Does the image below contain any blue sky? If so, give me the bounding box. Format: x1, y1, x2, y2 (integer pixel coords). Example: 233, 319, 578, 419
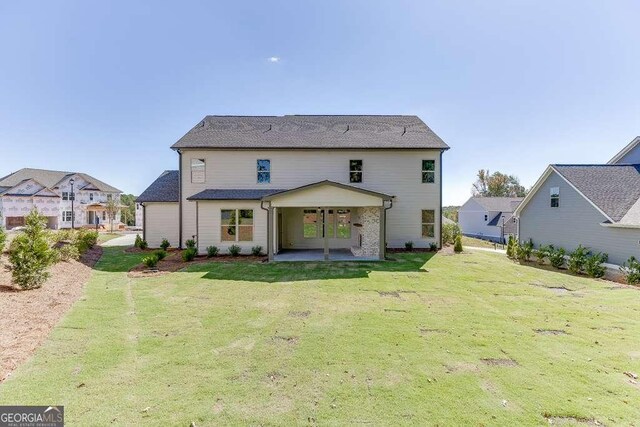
1, 1, 639, 205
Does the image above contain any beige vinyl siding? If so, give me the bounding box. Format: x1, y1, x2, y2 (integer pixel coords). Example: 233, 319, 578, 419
518, 171, 640, 266
145, 202, 179, 248
196, 201, 266, 254
180, 149, 442, 248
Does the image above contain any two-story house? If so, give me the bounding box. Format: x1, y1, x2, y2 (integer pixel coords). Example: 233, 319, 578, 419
0, 168, 123, 230
137, 115, 450, 261
514, 137, 640, 266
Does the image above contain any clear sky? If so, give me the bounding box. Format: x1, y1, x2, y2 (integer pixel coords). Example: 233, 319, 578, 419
1, 1, 639, 205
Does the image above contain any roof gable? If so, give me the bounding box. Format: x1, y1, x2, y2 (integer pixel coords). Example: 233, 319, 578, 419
0, 168, 121, 193
608, 136, 640, 164
464, 197, 523, 213
137, 171, 180, 203
171, 115, 449, 150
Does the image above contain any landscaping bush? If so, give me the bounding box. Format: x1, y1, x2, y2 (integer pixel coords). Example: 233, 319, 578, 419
548, 246, 566, 269
0, 226, 6, 253
182, 248, 197, 262
154, 250, 167, 261
620, 256, 640, 285
58, 243, 80, 262
134, 234, 143, 248
52, 229, 74, 243
585, 252, 608, 278
516, 239, 533, 262
251, 245, 263, 256
568, 245, 590, 274
8, 210, 58, 290
405, 241, 414, 251
75, 229, 98, 254
228, 245, 241, 257
139, 239, 148, 250
429, 242, 438, 251
532, 244, 550, 265
206, 246, 219, 257
160, 238, 170, 251
442, 223, 461, 245
185, 239, 197, 249
453, 235, 463, 253
506, 235, 515, 259
142, 254, 159, 268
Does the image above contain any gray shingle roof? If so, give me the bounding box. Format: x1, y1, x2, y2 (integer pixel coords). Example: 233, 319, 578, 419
553, 164, 640, 222
471, 197, 523, 212
187, 189, 286, 201
137, 171, 180, 203
171, 115, 449, 150
0, 168, 121, 193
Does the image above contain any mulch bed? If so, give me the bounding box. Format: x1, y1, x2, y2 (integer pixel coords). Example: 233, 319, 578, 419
0, 246, 103, 382
127, 249, 267, 278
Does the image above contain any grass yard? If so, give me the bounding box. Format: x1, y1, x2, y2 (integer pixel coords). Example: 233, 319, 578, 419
97, 233, 123, 244
462, 235, 501, 249
1, 248, 639, 425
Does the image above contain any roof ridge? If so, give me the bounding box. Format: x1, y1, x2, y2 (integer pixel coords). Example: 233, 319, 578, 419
553, 163, 640, 167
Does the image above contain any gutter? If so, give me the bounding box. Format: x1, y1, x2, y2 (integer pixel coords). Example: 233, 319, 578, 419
600, 221, 640, 230
178, 150, 183, 249
439, 149, 444, 249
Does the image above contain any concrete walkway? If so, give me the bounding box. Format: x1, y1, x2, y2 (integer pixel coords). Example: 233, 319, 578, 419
466, 246, 507, 255
101, 233, 139, 247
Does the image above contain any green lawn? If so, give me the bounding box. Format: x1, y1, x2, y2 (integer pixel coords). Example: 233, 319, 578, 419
462, 235, 501, 249
1, 248, 639, 425
97, 233, 123, 244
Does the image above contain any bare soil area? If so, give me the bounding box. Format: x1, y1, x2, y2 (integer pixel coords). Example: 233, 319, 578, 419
0, 246, 102, 382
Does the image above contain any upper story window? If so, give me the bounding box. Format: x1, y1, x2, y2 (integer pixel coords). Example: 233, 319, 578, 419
422, 160, 435, 183
191, 159, 205, 183
550, 187, 560, 207
484, 214, 488, 221
107, 194, 113, 201
257, 159, 271, 184
62, 192, 69, 201
89, 193, 94, 201
350, 160, 363, 183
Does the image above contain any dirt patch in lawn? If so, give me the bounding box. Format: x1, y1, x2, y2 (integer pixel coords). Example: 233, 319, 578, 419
480, 358, 519, 367
128, 250, 267, 277
543, 414, 604, 426
288, 310, 311, 318
535, 329, 568, 335
0, 246, 102, 382
272, 335, 299, 345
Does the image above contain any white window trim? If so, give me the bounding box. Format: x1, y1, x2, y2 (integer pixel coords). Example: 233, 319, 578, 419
421, 160, 436, 184
421, 209, 436, 238
191, 158, 206, 184
349, 160, 363, 183
550, 187, 560, 207
221, 208, 255, 242
256, 159, 271, 184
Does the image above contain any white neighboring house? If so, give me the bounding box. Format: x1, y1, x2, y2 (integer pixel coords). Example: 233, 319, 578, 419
458, 197, 522, 243
0, 168, 123, 230
138, 115, 450, 260
135, 201, 144, 229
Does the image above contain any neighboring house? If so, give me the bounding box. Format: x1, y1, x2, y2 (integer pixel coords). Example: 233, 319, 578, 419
135, 201, 144, 229
0, 168, 122, 230
138, 115, 449, 260
458, 197, 522, 243
514, 137, 640, 266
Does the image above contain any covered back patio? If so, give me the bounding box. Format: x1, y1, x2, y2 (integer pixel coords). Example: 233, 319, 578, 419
261, 181, 393, 262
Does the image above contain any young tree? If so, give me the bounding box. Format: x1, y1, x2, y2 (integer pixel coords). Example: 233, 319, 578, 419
105, 197, 120, 233
9, 209, 57, 290
472, 169, 527, 197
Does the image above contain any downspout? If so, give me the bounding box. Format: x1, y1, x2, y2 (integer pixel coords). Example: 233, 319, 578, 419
195, 201, 199, 254
439, 149, 444, 249
260, 200, 272, 261
382, 198, 393, 259
178, 150, 183, 249
142, 203, 146, 242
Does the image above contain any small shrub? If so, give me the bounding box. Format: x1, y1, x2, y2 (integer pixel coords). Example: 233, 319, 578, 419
52, 229, 74, 243
160, 238, 170, 251
568, 245, 590, 274
442, 223, 461, 245
0, 226, 6, 253
506, 235, 515, 259
548, 246, 566, 269
154, 250, 167, 261
620, 256, 640, 285
75, 229, 98, 254
251, 245, 263, 256
228, 245, 241, 257
454, 235, 463, 253
182, 248, 197, 262
138, 239, 148, 250
134, 234, 143, 248
142, 254, 159, 268
9, 210, 57, 290
405, 241, 414, 251
185, 239, 197, 249
429, 242, 438, 251
58, 243, 80, 262
206, 246, 219, 257
585, 252, 608, 278
533, 244, 551, 265
516, 239, 533, 262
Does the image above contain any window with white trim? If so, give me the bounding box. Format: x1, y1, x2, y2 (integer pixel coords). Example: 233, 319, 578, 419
422, 160, 435, 183
221, 209, 254, 241
89, 193, 94, 201
62, 211, 73, 222
257, 159, 271, 183
191, 159, 205, 183
62, 192, 69, 201
421, 210, 435, 238
350, 160, 363, 183
550, 187, 560, 208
